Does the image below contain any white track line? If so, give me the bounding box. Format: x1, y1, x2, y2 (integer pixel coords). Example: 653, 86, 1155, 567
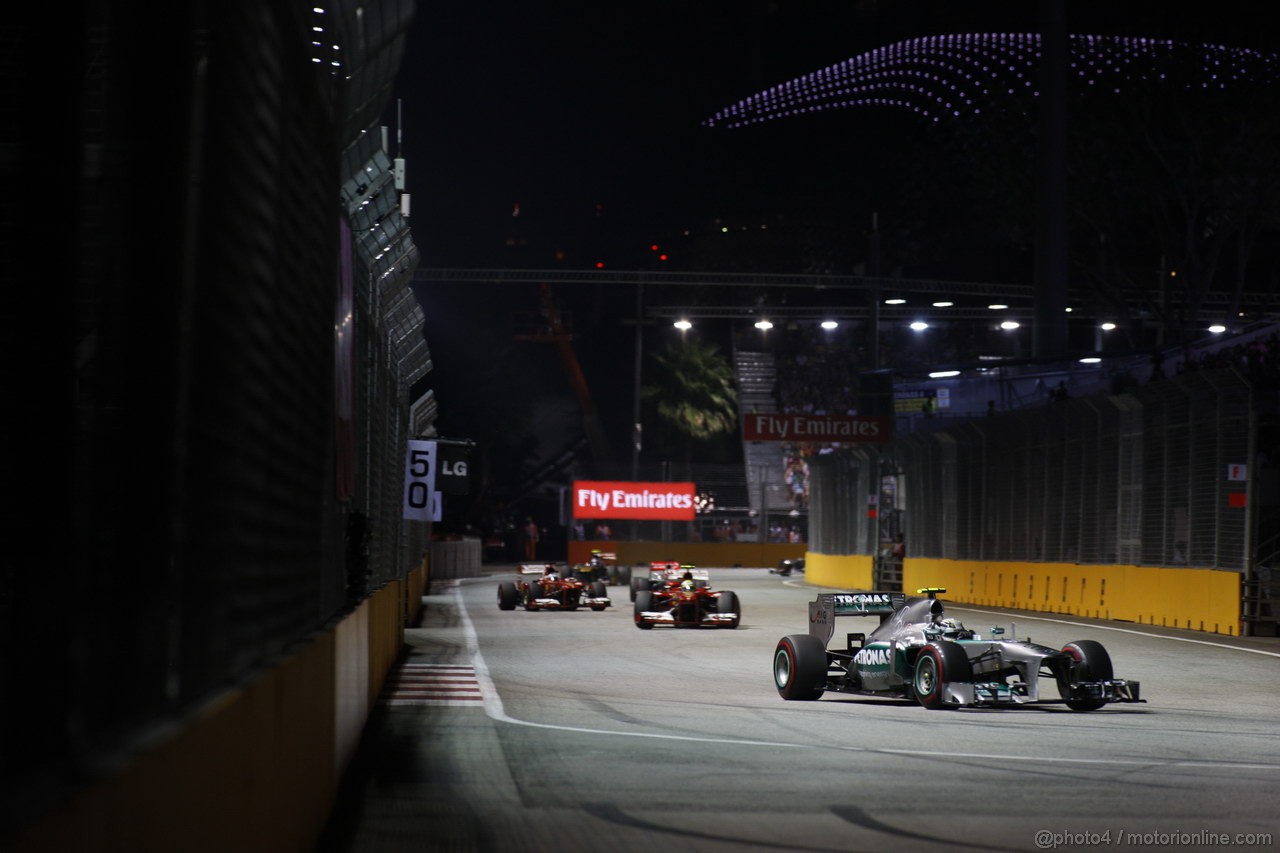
454, 586, 1279, 772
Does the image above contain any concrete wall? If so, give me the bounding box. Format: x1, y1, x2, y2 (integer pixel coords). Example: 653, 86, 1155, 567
429, 536, 482, 577
906, 559, 1241, 635
14, 564, 425, 853
783, 553, 1240, 635
803, 552, 875, 590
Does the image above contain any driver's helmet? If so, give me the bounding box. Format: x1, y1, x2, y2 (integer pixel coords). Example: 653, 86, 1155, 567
682, 570, 694, 581
543, 564, 558, 578
927, 617, 966, 638
680, 579, 696, 592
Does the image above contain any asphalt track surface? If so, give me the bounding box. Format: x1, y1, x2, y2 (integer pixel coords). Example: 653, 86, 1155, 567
320, 568, 1280, 853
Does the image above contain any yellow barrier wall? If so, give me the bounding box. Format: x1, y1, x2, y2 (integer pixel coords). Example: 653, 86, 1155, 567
333, 595, 370, 788
15, 581, 410, 853
568, 540, 804, 568
406, 559, 426, 623
904, 559, 1241, 635
803, 552, 874, 590
367, 580, 403, 706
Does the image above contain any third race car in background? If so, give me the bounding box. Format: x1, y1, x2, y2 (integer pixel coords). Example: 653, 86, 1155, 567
773, 588, 1143, 710
498, 563, 611, 612
633, 564, 740, 629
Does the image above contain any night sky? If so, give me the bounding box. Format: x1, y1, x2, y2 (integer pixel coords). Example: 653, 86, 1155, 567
388, 1, 1276, 270
386, 1, 1280, 506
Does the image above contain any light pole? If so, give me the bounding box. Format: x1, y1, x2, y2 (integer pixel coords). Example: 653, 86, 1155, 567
630, 281, 643, 539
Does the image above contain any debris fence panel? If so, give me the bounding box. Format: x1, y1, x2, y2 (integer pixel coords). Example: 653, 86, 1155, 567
808, 369, 1253, 573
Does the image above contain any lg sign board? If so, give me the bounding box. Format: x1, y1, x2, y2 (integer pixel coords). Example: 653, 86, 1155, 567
743, 413, 890, 443
573, 481, 696, 521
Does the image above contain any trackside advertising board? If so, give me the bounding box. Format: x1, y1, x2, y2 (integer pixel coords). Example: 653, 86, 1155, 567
743, 413, 891, 443
573, 481, 696, 521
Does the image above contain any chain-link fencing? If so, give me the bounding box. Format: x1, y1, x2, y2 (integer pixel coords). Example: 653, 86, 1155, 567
812, 369, 1254, 573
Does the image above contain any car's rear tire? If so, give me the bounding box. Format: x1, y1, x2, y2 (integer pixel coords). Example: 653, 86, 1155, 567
774, 634, 827, 700
591, 580, 607, 598
1060, 640, 1113, 711
630, 575, 649, 602
634, 590, 654, 629
913, 641, 971, 709
497, 582, 519, 610
716, 591, 740, 628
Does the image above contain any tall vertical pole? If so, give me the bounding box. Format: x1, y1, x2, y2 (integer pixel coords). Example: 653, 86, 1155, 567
630, 282, 643, 540
1034, 0, 1069, 357
869, 212, 881, 371
867, 214, 882, 565
1243, 391, 1257, 635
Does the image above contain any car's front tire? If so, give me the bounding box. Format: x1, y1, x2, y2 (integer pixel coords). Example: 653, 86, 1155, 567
715, 590, 741, 629
634, 590, 654, 629
913, 641, 971, 709
774, 634, 827, 700
497, 582, 519, 610
1060, 640, 1113, 711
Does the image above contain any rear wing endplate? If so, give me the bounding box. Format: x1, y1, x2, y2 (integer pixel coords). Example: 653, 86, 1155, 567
808, 591, 907, 646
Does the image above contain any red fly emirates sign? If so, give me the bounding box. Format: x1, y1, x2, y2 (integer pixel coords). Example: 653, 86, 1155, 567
573, 481, 697, 521
743, 413, 891, 443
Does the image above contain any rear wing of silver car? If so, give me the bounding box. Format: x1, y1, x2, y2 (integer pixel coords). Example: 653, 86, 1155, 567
808, 591, 907, 647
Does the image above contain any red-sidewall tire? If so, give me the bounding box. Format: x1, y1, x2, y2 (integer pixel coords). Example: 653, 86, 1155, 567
913, 642, 971, 709
774, 634, 827, 700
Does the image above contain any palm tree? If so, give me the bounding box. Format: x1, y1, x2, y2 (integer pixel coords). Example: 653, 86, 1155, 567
641, 337, 739, 462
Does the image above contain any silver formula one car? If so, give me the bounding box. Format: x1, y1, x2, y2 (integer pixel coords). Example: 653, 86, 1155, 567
773, 588, 1143, 710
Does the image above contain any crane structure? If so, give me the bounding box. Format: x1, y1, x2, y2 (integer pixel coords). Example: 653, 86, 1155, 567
513, 282, 614, 471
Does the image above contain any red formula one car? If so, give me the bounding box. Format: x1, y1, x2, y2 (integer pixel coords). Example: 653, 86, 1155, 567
632, 564, 741, 629
497, 563, 611, 612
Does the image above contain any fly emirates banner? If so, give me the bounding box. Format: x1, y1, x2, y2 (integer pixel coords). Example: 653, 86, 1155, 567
573, 481, 697, 521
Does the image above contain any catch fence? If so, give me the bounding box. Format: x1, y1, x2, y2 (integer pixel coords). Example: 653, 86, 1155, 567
812, 368, 1255, 573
